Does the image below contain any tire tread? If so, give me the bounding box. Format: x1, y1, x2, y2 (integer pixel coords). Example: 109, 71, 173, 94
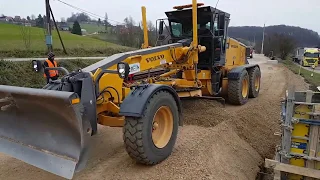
248, 67, 261, 98
228, 70, 249, 105
123, 90, 175, 165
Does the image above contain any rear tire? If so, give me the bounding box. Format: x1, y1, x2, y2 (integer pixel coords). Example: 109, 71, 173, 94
123, 90, 179, 165
228, 70, 249, 105
248, 67, 261, 98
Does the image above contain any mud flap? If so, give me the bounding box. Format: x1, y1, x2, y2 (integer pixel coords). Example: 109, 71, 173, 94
0, 85, 92, 179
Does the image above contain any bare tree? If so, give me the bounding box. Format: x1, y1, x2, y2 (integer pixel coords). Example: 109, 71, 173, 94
147, 20, 156, 46
19, 25, 31, 50
104, 13, 108, 31
261, 33, 296, 59
278, 34, 296, 59
98, 18, 101, 27
116, 16, 144, 48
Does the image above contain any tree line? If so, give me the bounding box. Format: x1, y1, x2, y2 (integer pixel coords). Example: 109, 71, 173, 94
255, 33, 296, 59
229, 25, 320, 48
229, 25, 320, 59
113, 16, 157, 48
65, 13, 158, 48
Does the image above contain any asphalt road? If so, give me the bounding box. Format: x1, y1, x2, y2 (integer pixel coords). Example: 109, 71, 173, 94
252, 54, 320, 74
299, 63, 320, 73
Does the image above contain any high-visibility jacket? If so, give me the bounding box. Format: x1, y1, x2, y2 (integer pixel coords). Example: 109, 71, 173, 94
43, 59, 58, 77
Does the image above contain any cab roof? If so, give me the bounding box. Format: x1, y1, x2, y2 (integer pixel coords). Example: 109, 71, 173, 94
165, 6, 230, 20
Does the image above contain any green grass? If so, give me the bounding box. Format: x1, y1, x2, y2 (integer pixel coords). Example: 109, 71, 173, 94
0, 23, 134, 58
89, 33, 119, 44
0, 59, 99, 88
282, 59, 320, 90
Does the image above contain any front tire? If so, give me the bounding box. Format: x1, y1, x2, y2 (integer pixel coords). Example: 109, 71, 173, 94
123, 90, 179, 165
228, 70, 250, 105
248, 67, 261, 98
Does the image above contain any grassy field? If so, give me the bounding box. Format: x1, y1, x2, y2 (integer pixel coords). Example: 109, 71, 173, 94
282, 59, 320, 90
0, 59, 99, 88
0, 23, 134, 58
90, 33, 120, 44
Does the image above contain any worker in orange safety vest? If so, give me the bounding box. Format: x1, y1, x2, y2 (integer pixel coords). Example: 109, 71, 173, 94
43, 52, 59, 83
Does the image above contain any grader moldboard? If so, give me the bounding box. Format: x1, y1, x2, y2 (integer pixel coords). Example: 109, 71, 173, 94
0, 1, 261, 179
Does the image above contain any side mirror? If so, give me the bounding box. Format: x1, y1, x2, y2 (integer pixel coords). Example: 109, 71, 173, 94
159, 20, 164, 35
117, 62, 130, 79
32, 60, 42, 72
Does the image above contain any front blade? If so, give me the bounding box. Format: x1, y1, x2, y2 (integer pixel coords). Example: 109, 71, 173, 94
0, 85, 92, 179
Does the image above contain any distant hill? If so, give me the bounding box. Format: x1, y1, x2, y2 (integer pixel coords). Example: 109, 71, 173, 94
228, 25, 320, 47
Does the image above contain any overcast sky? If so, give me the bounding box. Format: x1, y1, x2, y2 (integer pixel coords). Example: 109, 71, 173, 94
1, 0, 320, 34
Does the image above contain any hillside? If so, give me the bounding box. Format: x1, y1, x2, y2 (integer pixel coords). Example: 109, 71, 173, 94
229, 25, 320, 47
0, 23, 133, 58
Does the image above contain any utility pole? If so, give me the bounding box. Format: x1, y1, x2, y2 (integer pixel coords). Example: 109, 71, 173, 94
49, 4, 67, 54
45, 0, 53, 52
261, 23, 265, 55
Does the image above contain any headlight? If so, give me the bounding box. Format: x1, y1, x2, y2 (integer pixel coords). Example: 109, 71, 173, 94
32, 60, 41, 72
118, 64, 126, 78
117, 62, 130, 79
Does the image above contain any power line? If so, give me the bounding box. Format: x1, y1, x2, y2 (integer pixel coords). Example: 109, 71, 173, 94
56, 0, 102, 19
54, 0, 124, 25
212, 0, 221, 13
214, 0, 220, 9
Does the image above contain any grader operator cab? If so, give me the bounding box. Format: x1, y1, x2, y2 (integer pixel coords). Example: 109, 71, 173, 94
0, 1, 261, 179
156, 4, 258, 98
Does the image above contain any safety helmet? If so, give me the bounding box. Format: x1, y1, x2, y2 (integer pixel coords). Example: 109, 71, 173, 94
48, 52, 55, 59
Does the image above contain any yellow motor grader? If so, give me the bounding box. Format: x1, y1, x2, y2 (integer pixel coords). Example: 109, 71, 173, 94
0, 0, 261, 179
